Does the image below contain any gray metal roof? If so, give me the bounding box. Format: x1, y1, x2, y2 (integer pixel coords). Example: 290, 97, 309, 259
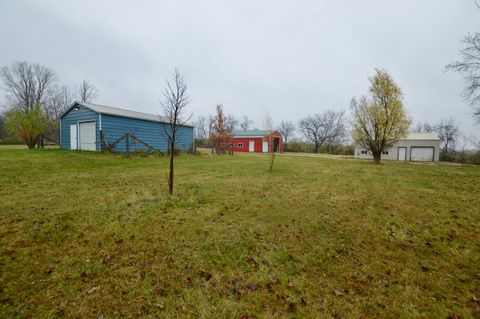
403, 133, 440, 140
232, 130, 275, 137
60, 101, 193, 127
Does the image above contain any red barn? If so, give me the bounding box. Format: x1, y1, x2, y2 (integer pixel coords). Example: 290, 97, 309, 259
231, 130, 283, 153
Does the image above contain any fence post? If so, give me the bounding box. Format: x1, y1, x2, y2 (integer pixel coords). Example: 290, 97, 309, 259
125, 133, 130, 158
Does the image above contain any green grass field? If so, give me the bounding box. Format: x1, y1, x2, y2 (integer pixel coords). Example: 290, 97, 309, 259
0, 148, 479, 318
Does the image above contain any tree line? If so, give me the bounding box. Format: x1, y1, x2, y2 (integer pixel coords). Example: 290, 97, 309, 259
1, 13, 479, 163
0, 61, 99, 147
194, 67, 480, 165
194, 108, 348, 154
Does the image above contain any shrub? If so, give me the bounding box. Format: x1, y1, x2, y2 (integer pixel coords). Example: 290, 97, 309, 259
286, 140, 354, 155
440, 149, 480, 165
195, 138, 211, 148
0, 136, 21, 145
5, 106, 50, 149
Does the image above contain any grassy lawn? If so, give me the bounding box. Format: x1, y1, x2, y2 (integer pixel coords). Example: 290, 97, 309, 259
0, 148, 479, 318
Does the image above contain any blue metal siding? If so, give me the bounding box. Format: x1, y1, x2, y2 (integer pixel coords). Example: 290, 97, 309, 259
100, 114, 193, 152
60, 105, 100, 150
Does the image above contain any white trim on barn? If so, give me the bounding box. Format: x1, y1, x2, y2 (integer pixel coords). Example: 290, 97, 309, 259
262, 141, 269, 153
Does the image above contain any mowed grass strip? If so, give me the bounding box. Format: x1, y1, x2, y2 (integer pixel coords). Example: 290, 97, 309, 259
0, 148, 479, 318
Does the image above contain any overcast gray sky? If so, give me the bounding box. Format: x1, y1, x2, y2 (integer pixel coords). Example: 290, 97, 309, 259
0, 0, 479, 137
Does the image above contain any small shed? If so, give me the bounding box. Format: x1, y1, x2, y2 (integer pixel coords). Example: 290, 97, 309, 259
59, 101, 194, 152
354, 133, 441, 162
231, 130, 282, 153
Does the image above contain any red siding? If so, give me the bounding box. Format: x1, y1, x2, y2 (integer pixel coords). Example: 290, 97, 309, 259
232, 131, 282, 153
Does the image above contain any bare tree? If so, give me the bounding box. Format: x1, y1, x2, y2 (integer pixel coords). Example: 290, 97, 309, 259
446, 32, 480, 125
412, 121, 434, 133
225, 114, 238, 131
207, 115, 215, 137
194, 116, 208, 139
470, 135, 480, 151
76, 79, 99, 103
160, 68, 191, 195
0, 61, 56, 113
435, 117, 460, 153
298, 110, 346, 153
240, 116, 252, 131
263, 112, 273, 130
278, 121, 295, 151
45, 85, 74, 119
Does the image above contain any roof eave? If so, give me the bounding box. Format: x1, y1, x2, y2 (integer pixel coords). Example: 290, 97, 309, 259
97, 111, 194, 127
58, 101, 194, 128
58, 101, 81, 120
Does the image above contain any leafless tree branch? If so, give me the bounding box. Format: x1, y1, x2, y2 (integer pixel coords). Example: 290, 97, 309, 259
76, 79, 99, 103
225, 114, 238, 132
435, 117, 460, 153
0, 61, 56, 113
278, 121, 295, 151
446, 32, 480, 125
240, 116, 252, 131
160, 68, 191, 195
298, 110, 346, 153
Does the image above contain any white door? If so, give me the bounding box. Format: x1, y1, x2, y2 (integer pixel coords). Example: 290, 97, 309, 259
249, 140, 254, 152
70, 124, 77, 150
410, 147, 434, 161
79, 121, 96, 151
398, 147, 406, 161
262, 141, 269, 153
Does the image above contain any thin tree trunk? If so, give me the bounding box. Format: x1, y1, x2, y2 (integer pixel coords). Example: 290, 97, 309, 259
168, 141, 174, 195
269, 151, 275, 171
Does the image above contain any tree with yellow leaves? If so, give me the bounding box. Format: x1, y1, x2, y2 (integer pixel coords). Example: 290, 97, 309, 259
351, 69, 411, 164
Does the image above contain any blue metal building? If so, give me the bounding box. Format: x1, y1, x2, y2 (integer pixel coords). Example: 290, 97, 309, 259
59, 102, 194, 152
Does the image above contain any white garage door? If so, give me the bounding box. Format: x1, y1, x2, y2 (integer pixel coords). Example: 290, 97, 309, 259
410, 147, 434, 161
79, 121, 96, 151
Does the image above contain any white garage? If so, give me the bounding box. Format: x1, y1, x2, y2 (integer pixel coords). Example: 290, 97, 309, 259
354, 133, 441, 162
